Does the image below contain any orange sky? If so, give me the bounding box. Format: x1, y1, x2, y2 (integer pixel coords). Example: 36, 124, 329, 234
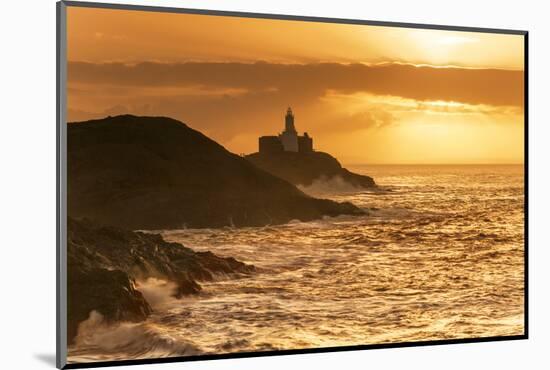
66, 6, 525, 164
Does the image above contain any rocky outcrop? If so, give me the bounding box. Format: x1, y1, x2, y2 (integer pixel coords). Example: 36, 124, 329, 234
67, 217, 255, 344
67, 267, 152, 345
68, 115, 363, 229
246, 151, 376, 188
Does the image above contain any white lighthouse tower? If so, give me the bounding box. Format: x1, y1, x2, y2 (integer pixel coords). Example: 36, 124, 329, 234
279, 107, 299, 152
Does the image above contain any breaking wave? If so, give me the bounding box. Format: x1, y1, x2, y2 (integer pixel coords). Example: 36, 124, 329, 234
135, 277, 179, 309
69, 311, 199, 363
298, 175, 362, 196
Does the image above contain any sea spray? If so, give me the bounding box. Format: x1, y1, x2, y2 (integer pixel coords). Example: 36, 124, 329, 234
71, 311, 199, 362
134, 278, 179, 309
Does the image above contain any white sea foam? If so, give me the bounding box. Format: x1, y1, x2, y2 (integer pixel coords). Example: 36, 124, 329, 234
134, 277, 179, 309
298, 175, 361, 196
70, 311, 199, 363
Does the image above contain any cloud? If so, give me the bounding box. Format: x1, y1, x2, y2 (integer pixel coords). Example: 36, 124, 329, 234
312, 107, 396, 134
67, 61, 524, 160
68, 61, 524, 108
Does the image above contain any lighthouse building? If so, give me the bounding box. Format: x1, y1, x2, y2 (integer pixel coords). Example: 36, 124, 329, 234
259, 107, 313, 155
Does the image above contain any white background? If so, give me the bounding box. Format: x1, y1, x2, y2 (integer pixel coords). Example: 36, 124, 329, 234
1, 0, 548, 368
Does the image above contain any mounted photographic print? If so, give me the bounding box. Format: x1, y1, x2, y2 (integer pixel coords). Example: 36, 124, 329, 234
56, 1, 528, 368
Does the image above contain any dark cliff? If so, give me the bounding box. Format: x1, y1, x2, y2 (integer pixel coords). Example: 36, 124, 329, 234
245, 151, 376, 188
67, 115, 363, 230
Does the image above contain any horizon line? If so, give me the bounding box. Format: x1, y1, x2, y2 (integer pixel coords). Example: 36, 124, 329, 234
344, 162, 525, 166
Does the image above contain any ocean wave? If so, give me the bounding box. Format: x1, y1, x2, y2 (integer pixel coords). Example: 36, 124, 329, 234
298, 176, 363, 195
68, 311, 200, 363
135, 278, 179, 309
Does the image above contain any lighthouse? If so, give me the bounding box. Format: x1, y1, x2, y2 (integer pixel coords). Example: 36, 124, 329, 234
279, 107, 299, 152
258, 107, 313, 154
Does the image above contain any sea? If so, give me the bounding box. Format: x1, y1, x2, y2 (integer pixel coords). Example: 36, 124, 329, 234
68, 164, 525, 363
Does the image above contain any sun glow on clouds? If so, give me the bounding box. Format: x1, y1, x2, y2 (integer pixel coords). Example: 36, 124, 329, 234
364, 27, 522, 69
315, 92, 523, 164
322, 92, 522, 118
406, 29, 479, 47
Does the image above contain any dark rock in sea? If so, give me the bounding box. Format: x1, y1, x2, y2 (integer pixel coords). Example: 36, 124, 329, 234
67, 217, 255, 344
245, 151, 376, 188
68, 115, 363, 229
67, 267, 152, 345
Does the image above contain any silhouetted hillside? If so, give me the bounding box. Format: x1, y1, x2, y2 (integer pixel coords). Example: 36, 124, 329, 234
245, 151, 376, 188
68, 115, 362, 229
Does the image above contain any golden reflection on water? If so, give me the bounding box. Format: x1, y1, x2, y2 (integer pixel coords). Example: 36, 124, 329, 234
68, 164, 524, 363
